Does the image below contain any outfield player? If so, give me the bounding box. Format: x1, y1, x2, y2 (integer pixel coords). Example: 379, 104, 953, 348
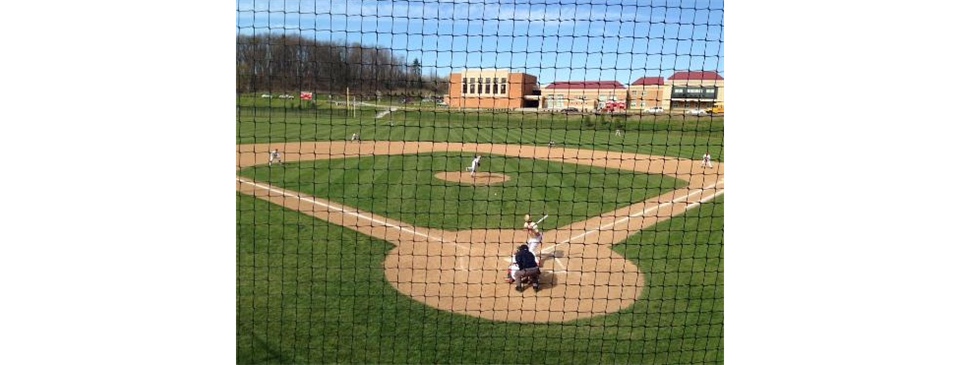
701, 152, 713, 169
350, 132, 359, 142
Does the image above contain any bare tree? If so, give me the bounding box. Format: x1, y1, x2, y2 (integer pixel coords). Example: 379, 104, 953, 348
237, 34, 447, 95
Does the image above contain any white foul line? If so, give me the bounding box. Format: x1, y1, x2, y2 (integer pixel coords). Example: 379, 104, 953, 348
542, 180, 724, 253
553, 256, 567, 270
236, 177, 460, 248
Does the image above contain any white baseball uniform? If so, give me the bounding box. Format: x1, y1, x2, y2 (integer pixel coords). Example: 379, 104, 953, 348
507, 256, 519, 281
524, 221, 542, 262
468, 156, 481, 173
702, 153, 712, 168
268, 150, 281, 165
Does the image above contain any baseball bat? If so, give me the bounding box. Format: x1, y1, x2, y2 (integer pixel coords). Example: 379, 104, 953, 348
536, 215, 548, 224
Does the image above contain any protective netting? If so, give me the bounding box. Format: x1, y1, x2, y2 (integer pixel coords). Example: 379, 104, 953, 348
237, 0, 723, 363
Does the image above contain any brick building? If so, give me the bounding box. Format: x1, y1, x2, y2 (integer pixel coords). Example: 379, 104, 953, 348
446, 69, 539, 109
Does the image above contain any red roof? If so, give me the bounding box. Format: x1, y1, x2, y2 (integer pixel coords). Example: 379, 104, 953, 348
631, 76, 665, 85
669, 71, 724, 80
544, 81, 625, 89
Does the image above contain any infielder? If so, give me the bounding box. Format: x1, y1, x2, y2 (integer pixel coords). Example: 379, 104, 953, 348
701, 152, 713, 169
268, 148, 282, 166
350, 132, 359, 142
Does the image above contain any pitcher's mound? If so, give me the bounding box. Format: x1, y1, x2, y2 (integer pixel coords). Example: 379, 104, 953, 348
435, 171, 511, 185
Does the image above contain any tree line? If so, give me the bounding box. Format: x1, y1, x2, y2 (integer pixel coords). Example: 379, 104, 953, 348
237, 34, 447, 96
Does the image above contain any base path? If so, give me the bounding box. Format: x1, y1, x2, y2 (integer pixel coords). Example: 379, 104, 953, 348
237, 141, 724, 322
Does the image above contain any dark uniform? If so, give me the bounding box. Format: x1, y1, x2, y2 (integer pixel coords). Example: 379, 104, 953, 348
514, 245, 541, 292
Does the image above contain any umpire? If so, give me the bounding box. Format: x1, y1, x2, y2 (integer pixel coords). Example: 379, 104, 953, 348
514, 244, 541, 292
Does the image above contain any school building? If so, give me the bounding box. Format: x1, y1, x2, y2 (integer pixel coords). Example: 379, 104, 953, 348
446, 69, 540, 109
445, 69, 723, 112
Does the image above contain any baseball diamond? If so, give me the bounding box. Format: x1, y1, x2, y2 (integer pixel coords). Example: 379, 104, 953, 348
236, 141, 723, 323
237, 0, 724, 362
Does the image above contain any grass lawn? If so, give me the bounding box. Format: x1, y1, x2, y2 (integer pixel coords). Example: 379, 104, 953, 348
237, 152, 686, 230
237, 193, 723, 364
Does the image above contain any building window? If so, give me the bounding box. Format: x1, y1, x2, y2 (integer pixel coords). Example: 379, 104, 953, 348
501, 78, 507, 94
485, 84, 490, 94
462, 82, 467, 94
546, 94, 567, 109
672, 86, 717, 99
470, 84, 475, 94
493, 80, 499, 94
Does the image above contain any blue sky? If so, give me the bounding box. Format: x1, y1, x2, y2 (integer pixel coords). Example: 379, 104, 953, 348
237, 0, 723, 84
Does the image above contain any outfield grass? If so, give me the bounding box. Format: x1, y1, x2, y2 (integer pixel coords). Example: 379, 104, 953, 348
237, 103, 724, 162
238, 152, 685, 230
237, 193, 723, 364
237, 93, 341, 109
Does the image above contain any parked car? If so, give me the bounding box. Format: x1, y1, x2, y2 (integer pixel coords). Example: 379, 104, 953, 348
643, 107, 664, 114
278, 94, 295, 99
260, 94, 271, 98
685, 108, 708, 116
561, 107, 579, 113
600, 101, 626, 113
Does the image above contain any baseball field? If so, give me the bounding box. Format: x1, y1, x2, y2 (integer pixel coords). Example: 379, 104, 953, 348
236, 98, 724, 364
